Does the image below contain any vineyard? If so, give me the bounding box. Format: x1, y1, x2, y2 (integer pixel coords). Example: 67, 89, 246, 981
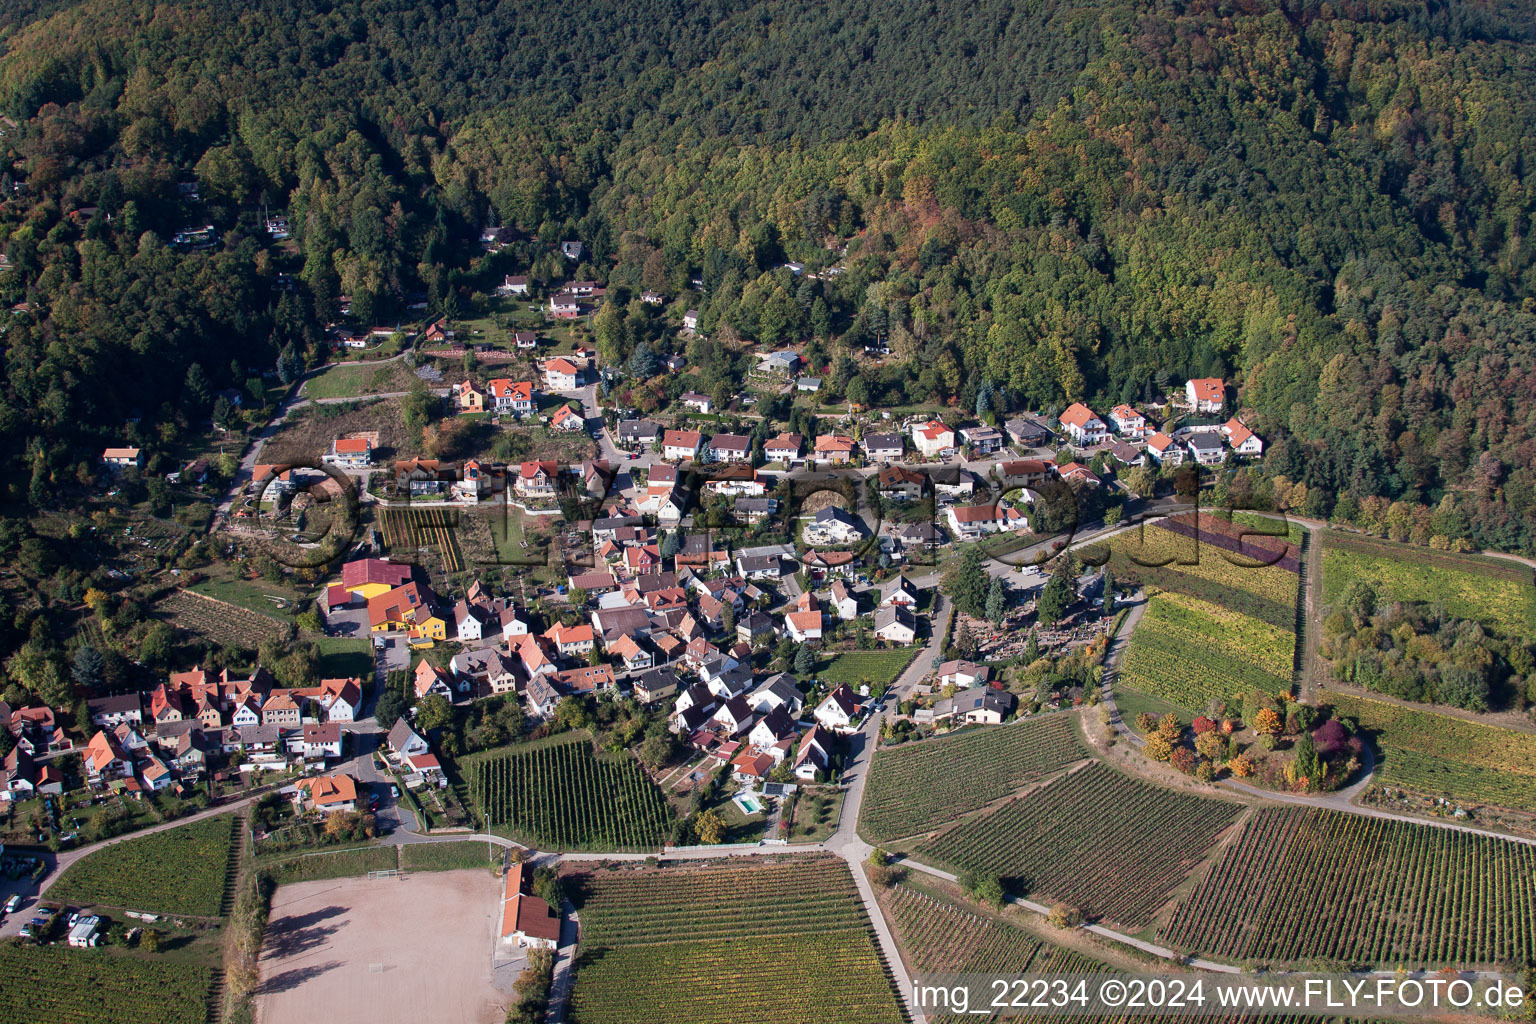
50, 812, 237, 917
155, 589, 285, 648
464, 735, 672, 851
914, 762, 1244, 927
381, 506, 465, 573
0, 944, 212, 1024
860, 714, 1086, 844
1119, 591, 1294, 710
1162, 806, 1536, 965
1321, 532, 1536, 643
1326, 692, 1536, 813
881, 882, 1105, 976
566, 856, 906, 1024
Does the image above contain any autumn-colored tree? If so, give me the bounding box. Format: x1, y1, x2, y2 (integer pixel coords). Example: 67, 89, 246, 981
1156, 713, 1184, 743
1169, 747, 1198, 775
1228, 754, 1256, 778
1194, 730, 1226, 762
694, 809, 726, 844
1253, 707, 1282, 737
1143, 733, 1173, 762
1191, 715, 1217, 735
1134, 712, 1158, 733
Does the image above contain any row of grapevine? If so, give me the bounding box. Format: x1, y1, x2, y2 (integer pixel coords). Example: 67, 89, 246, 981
1163, 806, 1536, 966
0, 944, 211, 1024
381, 508, 464, 573
466, 738, 670, 851
567, 857, 907, 1024
48, 812, 236, 917
859, 714, 1087, 843
914, 762, 1243, 928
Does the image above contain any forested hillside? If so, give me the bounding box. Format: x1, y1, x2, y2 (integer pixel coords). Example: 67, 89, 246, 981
1, 0, 1534, 551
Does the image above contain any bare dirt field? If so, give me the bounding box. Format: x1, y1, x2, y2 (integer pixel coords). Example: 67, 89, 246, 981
256, 869, 506, 1024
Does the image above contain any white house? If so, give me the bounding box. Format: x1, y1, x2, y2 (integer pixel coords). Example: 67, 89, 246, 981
911, 419, 957, 458
784, 610, 823, 643
879, 574, 919, 608
1146, 432, 1184, 465
938, 659, 990, 689
946, 503, 1005, 538
682, 309, 700, 331
708, 434, 752, 462
487, 379, 535, 416
543, 358, 582, 390
1222, 418, 1264, 457
764, 433, 803, 462
803, 506, 863, 545
829, 580, 859, 621
813, 685, 862, 733
1186, 432, 1224, 465
662, 429, 703, 461
1058, 403, 1107, 445
872, 605, 917, 645
1109, 405, 1148, 438
1186, 377, 1224, 413
454, 600, 486, 642
388, 718, 430, 759
679, 391, 713, 414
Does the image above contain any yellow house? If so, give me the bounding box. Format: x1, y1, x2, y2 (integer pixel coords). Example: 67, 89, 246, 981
342, 558, 413, 601
368, 582, 431, 632
409, 614, 448, 642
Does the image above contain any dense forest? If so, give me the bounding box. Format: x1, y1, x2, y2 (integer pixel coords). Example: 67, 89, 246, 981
0, 0, 1534, 552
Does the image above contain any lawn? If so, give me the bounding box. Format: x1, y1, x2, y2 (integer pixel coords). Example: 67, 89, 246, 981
187, 574, 298, 618
0, 944, 213, 1024
398, 841, 500, 873
257, 845, 398, 884
314, 635, 373, 681
565, 856, 904, 1024
1321, 532, 1536, 643
302, 360, 414, 400
817, 648, 916, 690
49, 813, 238, 917
786, 788, 845, 843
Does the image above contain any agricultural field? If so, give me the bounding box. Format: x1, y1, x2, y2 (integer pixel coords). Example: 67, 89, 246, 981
381, 506, 465, 573
1086, 513, 1301, 629
49, 813, 237, 917
259, 395, 411, 465
155, 589, 286, 648
1321, 532, 1536, 643
463, 735, 672, 851
0, 944, 213, 1024
566, 856, 905, 1024
1088, 512, 1302, 714
915, 762, 1244, 928
1325, 691, 1536, 813
1118, 591, 1294, 710
1163, 805, 1536, 966
818, 648, 917, 689
880, 881, 1103, 983
860, 714, 1086, 844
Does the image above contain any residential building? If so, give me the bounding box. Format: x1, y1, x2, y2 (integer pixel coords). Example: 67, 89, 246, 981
764, 433, 803, 462
996, 459, 1052, 487
708, 433, 752, 463
829, 580, 859, 620
501, 275, 529, 295
911, 419, 957, 458
1004, 416, 1054, 447
632, 667, 681, 704
500, 863, 560, 950
803, 506, 863, 545
877, 465, 925, 502
813, 434, 856, 464
946, 503, 1006, 538
617, 419, 662, 450
102, 447, 143, 471
960, 425, 1005, 454
454, 380, 486, 413
388, 718, 430, 759
1059, 462, 1102, 486
295, 773, 357, 813
1109, 404, 1149, 438
1222, 418, 1264, 456
796, 377, 821, 393
1146, 432, 1183, 465
514, 460, 559, 499
880, 574, 919, 608
543, 357, 582, 390
872, 605, 917, 644
682, 309, 699, 331
561, 240, 583, 260
784, 610, 823, 642
487, 379, 535, 416
938, 660, 991, 689
662, 429, 703, 461
862, 432, 904, 462
1186, 432, 1224, 465
324, 437, 373, 468
813, 685, 862, 732
1058, 403, 1107, 445
679, 391, 713, 414
1186, 377, 1224, 413
550, 403, 584, 431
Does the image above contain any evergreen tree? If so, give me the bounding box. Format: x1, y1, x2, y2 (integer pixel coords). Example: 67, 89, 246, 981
1037, 560, 1076, 625
793, 644, 816, 676
985, 577, 1007, 626
71, 644, 105, 690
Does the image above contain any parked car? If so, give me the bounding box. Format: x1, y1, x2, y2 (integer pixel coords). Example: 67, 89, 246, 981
4, 894, 21, 914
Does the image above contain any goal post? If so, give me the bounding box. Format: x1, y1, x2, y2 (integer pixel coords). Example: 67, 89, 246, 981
367, 869, 404, 880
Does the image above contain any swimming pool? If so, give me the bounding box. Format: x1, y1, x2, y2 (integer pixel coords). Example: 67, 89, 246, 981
733, 793, 762, 815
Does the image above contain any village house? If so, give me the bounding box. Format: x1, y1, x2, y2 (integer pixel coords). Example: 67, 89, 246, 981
1186, 432, 1224, 466
662, 429, 703, 461
1108, 441, 1145, 466
803, 506, 863, 545
295, 773, 357, 813
1005, 416, 1054, 448
514, 460, 560, 499
617, 419, 662, 449
946, 503, 1007, 538
873, 605, 917, 644
750, 674, 804, 717
548, 291, 579, 318
1059, 403, 1107, 445
1109, 404, 1149, 438
291, 723, 344, 761
764, 432, 803, 462
500, 275, 529, 295
487, 379, 535, 416
388, 718, 431, 759
924, 685, 1017, 725
829, 580, 859, 620
324, 437, 373, 469
793, 726, 831, 780
500, 863, 560, 950
544, 622, 597, 658
1146, 431, 1183, 465
996, 458, 1053, 488
813, 685, 862, 733
877, 465, 925, 502
102, 446, 143, 471
938, 660, 991, 689
930, 465, 977, 501
784, 609, 823, 643
1186, 377, 1224, 413
733, 496, 777, 523
960, 425, 1006, 454
632, 667, 681, 704
813, 434, 856, 464
880, 574, 920, 608
414, 660, 454, 702
1222, 418, 1264, 456
543, 357, 582, 390
862, 432, 904, 463
454, 380, 487, 413
682, 309, 700, 331
797, 377, 822, 393
911, 419, 957, 459
707, 433, 752, 463
550, 403, 585, 431
679, 391, 713, 414
1059, 461, 1102, 486
561, 240, 583, 260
